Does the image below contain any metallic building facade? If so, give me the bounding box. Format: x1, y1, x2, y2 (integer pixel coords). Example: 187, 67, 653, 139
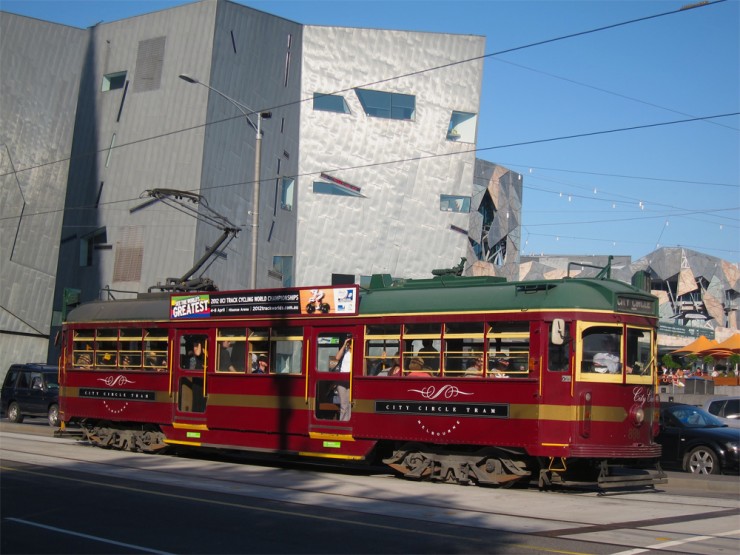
1, 0, 519, 374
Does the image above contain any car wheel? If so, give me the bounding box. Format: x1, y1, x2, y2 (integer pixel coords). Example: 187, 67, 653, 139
7, 402, 24, 423
685, 446, 720, 475
48, 404, 59, 427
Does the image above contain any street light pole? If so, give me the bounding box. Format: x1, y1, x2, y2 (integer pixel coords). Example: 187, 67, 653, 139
178, 74, 270, 289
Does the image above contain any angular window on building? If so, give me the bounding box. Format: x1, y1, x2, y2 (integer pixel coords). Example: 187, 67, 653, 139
281, 177, 295, 210
447, 111, 477, 142
313, 92, 350, 114
440, 195, 470, 213
80, 227, 107, 267
355, 88, 415, 120
271, 256, 293, 287
313, 181, 364, 198
102, 71, 127, 92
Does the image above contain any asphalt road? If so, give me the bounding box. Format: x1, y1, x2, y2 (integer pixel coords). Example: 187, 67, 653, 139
2, 419, 739, 555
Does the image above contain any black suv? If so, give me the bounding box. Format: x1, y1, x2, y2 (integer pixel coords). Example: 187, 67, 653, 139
1, 363, 60, 426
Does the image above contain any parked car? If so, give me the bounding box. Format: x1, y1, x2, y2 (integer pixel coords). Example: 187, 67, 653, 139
702, 396, 740, 428
1, 363, 60, 426
656, 402, 740, 475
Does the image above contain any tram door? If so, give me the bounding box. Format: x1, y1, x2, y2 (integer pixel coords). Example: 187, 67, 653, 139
172, 329, 214, 424
308, 326, 360, 433
539, 319, 576, 445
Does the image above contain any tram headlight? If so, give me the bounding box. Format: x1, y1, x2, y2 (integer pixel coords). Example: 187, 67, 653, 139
630, 405, 645, 426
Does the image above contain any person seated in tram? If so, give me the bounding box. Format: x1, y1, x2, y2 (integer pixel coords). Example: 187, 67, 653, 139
465, 356, 484, 377
406, 357, 432, 377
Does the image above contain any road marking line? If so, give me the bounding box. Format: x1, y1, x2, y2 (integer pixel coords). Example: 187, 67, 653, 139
6, 518, 174, 554
611, 528, 740, 555
2, 464, 586, 555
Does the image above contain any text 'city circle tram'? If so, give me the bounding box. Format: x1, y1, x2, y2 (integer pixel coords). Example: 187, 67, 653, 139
58, 261, 666, 490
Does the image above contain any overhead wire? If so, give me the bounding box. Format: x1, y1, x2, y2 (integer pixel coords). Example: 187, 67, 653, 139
0, 0, 731, 182
1, 0, 736, 254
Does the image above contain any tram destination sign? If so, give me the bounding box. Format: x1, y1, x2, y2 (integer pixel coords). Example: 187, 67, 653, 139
616, 295, 656, 316
170, 285, 358, 319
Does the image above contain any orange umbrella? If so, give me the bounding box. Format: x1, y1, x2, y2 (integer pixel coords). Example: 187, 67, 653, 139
671, 335, 719, 354
696, 349, 735, 359
698, 334, 740, 357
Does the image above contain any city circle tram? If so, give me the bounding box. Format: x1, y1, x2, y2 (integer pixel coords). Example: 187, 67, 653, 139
59, 270, 665, 489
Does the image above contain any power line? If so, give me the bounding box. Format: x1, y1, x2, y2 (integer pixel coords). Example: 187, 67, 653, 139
2, 111, 737, 225
0, 0, 728, 180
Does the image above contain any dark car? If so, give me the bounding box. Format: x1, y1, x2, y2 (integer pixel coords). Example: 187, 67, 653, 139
1, 363, 60, 426
656, 402, 740, 475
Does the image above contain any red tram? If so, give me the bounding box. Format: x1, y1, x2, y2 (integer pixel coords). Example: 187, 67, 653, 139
59, 269, 665, 488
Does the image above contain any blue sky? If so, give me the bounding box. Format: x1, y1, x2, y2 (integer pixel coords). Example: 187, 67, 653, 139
3, 0, 739, 263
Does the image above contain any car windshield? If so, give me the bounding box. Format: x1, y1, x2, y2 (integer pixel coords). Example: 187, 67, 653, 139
45, 373, 59, 389
667, 405, 726, 428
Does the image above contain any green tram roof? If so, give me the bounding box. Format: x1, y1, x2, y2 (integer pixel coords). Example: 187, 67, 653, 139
66, 274, 658, 325
359, 274, 658, 317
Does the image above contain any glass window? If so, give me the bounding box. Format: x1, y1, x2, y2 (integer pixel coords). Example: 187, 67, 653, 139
317, 333, 348, 373
444, 322, 484, 377
144, 328, 168, 371
626, 327, 653, 379
96, 328, 119, 367
102, 71, 127, 92
548, 322, 570, 372
355, 88, 415, 120
313, 92, 350, 114
364, 324, 401, 376
313, 181, 364, 197
217, 327, 247, 373
487, 322, 530, 377
271, 328, 303, 374
281, 177, 295, 210
73, 331, 95, 368
80, 227, 107, 267
446, 111, 477, 142
180, 334, 207, 371
580, 325, 622, 374
120, 328, 143, 368
248, 328, 270, 374
440, 195, 471, 213
271, 256, 293, 288
403, 323, 441, 375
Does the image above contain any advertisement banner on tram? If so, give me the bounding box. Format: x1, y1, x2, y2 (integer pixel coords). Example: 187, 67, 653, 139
170, 285, 358, 320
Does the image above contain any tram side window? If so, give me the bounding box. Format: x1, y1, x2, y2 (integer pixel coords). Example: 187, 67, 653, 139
317, 334, 345, 373
548, 322, 570, 372
403, 323, 441, 375
248, 328, 270, 373
443, 322, 485, 377
73, 331, 95, 368
364, 324, 401, 376
180, 334, 208, 370
626, 327, 652, 376
581, 326, 622, 373
271, 327, 303, 374
119, 328, 143, 368
487, 322, 530, 377
217, 327, 247, 373
144, 329, 168, 371
96, 328, 119, 367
